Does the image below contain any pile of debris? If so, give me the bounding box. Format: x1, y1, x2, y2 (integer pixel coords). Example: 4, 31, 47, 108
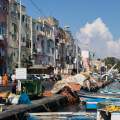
43, 72, 90, 104
43, 68, 115, 104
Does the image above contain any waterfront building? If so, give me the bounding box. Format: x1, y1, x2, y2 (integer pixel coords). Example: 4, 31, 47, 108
0, 0, 8, 74
33, 17, 58, 66
0, 0, 77, 74
55, 27, 77, 74
0, 0, 31, 73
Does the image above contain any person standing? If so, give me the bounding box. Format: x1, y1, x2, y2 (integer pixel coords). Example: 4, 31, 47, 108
12, 79, 17, 94
11, 72, 16, 83
2, 73, 8, 87
11, 72, 17, 94
0, 75, 2, 85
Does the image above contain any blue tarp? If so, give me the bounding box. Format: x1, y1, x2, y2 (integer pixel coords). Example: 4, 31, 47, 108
19, 93, 31, 104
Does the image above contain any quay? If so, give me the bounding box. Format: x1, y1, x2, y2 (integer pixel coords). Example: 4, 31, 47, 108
0, 95, 68, 120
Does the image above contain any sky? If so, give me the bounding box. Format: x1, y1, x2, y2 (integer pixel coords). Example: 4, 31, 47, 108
22, 0, 120, 58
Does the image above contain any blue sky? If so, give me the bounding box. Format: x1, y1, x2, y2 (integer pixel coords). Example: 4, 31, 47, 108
23, 0, 120, 38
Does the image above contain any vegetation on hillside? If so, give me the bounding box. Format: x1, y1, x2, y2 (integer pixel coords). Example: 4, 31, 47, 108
104, 57, 120, 73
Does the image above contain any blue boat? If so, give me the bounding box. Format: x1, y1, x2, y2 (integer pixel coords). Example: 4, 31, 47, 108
79, 94, 106, 110
85, 98, 105, 110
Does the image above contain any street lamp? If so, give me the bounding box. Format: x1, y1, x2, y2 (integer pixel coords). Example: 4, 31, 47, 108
18, 0, 22, 68
30, 16, 33, 59
76, 39, 79, 74
64, 26, 70, 74
52, 26, 56, 69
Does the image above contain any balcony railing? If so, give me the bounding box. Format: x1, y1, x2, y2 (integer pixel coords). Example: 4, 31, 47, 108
21, 41, 26, 47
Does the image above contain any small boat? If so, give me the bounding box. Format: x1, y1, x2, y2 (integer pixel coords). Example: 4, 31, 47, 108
79, 91, 120, 99
79, 93, 107, 110
97, 104, 120, 120
28, 112, 96, 120
79, 93, 112, 99
85, 98, 105, 110
79, 92, 120, 110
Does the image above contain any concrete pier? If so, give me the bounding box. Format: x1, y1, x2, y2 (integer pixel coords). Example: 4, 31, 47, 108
0, 95, 68, 120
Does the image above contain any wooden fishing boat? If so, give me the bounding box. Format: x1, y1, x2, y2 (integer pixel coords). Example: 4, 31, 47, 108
97, 104, 120, 120
85, 98, 105, 110
79, 92, 120, 110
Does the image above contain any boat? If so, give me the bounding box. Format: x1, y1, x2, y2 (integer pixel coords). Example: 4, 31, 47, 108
79, 92, 120, 110
79, 93, 106, 110
85, 98, 105, 110
79, 92, 115, 99
28, 112, 96, 120
97, 102, 120, 120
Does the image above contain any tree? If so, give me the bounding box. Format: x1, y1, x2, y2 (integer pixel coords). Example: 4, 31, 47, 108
116, 61, 120, 73
104, 57, 120, 73
104, 57, 118, 69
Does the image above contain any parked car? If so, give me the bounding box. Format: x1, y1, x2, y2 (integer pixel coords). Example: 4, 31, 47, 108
41, 74, 50, 80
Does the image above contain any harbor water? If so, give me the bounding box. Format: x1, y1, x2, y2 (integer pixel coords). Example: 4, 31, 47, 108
99, 81, 120, 93
28, 80, 120, 120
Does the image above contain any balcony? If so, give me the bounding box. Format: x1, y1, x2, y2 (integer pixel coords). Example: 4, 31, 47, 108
33, 48, 37, 55
38, 31, 45, 36
21, 41, 26, 47
47, 34, 53, 39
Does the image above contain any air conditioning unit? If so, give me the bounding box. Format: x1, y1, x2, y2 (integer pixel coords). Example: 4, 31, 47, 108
0, 35, 3, 40
37, 48, 41, 53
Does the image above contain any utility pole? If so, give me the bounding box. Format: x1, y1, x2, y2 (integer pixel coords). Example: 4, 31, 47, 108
18, 0, 22, 68
52, 26, 56, 70
30, 17, 33, 59
76, 40, 79, 74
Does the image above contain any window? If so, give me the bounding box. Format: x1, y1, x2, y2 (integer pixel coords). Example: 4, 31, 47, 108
26, 23, 28, 28
33, 43, 35, 48
11, 3, 17, 12
18, 12, 20, 19
0, 1, 8, 12
22, 37, 25, 42
26, 41, 30, 48
12, 23, 17, 34
37, 37, 39, 41
14, 52, 15, 57
47, 40, 51, 53
40, 26, 43, 31
42, 27, 45, 32
0, 23, 5, 36
41, 40, 44, 53
48, 57, 50, 62
22, 15, 25, 22
36, 25, 38, 31
52, 48, 54, 54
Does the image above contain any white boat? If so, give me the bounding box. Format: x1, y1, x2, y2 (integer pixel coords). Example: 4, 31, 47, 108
28, 112, 96, 120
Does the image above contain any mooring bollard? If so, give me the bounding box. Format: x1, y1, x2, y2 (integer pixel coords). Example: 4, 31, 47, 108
0, 104, 4, 112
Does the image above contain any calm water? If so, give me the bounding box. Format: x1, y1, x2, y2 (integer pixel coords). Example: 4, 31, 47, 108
99, 81, 120, 93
